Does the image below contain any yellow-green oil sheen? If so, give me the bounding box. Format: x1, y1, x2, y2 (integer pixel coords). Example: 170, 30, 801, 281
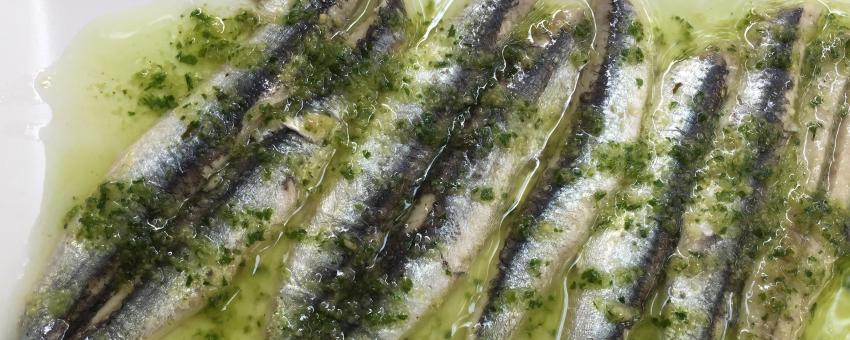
803, 258, 850, 340
24, 0, 226, 318
30, 0, 850, 339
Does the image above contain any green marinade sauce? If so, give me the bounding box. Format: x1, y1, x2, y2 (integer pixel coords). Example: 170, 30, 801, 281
27, 0, 850, 339
24, 0, 259, 321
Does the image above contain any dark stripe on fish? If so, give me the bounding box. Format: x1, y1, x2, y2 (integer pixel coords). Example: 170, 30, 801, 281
622, 53, 729, 326
704, 9, 801, 337
66, 1, 411, 337
276, 0, 531, 334
483, 0, 635, 316
22, 1, 346, 338
297, 25, 575, 338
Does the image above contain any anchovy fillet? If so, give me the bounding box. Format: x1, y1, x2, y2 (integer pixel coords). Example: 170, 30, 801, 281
654, 8, 806, 340
81, 129, 323, 340
735, 21, 850, 338
21, 0, 373, 338
352, 16, 588, 339
567, 52, 728, 339
475, 0, 651, 338
24, 1, 850, 339
269, 0, 539, 337
55, 1, 410, 338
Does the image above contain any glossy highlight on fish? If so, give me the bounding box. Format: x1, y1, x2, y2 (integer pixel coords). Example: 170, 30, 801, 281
20, 0, 394, 338
650, 8, 809, 340
22, 0, 850, 338
477, 0, 651, 338
566, 52, 728, 339
268, 0, 543, 336
734, 15, 850, 339
70, 3, 411, 333
330, 10, 591, 339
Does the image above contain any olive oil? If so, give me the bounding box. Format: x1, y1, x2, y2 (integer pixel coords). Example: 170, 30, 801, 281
804, 258, 850, 340
27, 0, 850, 339
25, 0, 263, 338
22, 0, 198, 325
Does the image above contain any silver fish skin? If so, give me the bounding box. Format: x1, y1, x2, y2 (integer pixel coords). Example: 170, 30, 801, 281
81, 129, 324, 340
20, 0, 362, 338
269, 0, 537, 337
828, 80, 850, 205
341, 15, 588, 340
477, 0, 651, 338
736, 22, 850, 339
64, 1, 410, 338
655, 8, 808, 340
566, 53, 729, 339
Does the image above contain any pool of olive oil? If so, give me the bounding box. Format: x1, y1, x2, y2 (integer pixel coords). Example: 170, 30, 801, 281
28, 0, 850, 339
26, 0, 260, 337
30, 0, 258, 274
23, 0, 202, 324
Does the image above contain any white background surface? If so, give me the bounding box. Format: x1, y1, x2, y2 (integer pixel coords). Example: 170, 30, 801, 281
0, 0, 152, 336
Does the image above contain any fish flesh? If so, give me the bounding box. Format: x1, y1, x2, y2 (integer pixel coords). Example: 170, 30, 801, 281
476, 0, 650, 338
734, 19, 850, 338
651, 8, 809, 340
329, 10, 591, 339
565, 52, 728, 339
54, 1, 410, 339
23, 0, 850, 338
20, 0, 379, 338
269, 0, 541, 336
79, 129, 324, 339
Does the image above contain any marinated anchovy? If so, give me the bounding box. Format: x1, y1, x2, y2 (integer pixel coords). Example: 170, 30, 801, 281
736, 21, 850, 339
20, 0, 377, 338
269, 0, 538, 336
567, 53, 728, 339
80, 129, 326, 340
830, 84, 850, 205
477, 0, 651, 338
653, 8, 807, 340
60, 1, 410, 338
340, 13, 590, 339
24, 0, 850, 339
